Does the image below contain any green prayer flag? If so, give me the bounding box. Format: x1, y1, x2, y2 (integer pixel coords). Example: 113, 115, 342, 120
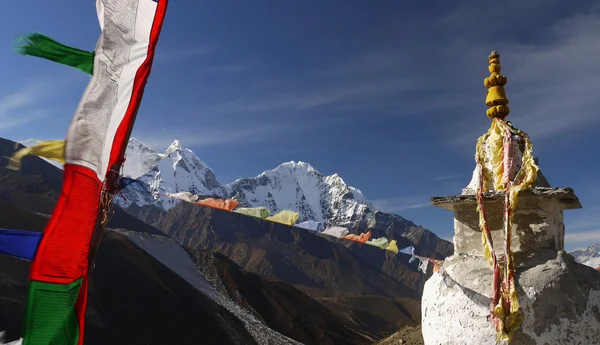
14, 33, 94, 75
23, 278, 83, 345
234, 206, 270, 219
366, 237, 389, 249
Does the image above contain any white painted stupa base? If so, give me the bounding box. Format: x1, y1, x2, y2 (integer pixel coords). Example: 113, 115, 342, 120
421, 252, 600, 345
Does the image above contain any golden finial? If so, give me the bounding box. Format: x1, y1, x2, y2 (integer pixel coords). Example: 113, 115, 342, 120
484, 51, 510, 119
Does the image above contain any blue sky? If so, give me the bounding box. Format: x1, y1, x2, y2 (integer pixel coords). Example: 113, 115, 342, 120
1, 0, 599, 251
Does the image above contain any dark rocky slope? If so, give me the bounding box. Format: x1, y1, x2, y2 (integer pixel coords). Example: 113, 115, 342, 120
194, 250, 371, 345
0, 227, 259, 345
0, 204, 372, 344
150, 202, 423, 337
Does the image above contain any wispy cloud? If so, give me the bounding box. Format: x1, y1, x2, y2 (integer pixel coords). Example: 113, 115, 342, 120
0, 110, 48, 131
132, 123, 287, 151
439, 3, 600, 148
563, 196, 600, 248
565, 230, 600, 245
0, 92, 33, 111
178, 3, 600, 137
0, 80, 54, 132
192, 76, 422, 119
569, 219, 600, 232
372, 195, 433, 213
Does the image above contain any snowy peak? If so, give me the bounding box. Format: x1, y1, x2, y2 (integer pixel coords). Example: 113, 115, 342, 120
226, 160, 373, 226
158, 139, 215, 173
587, 244, 600, 253
118, 139, 226, 210
325, 173, 369, 203
571, 244, 600, 258
570, 244, 600, 269
269, 161, 317, 174
161, 139, 183, 158
123, 138, 162, 179
120, 141, 373, 227
255, 161, 319, 183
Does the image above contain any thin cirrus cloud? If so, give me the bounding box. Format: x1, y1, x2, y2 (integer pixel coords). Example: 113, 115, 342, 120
131, 123, 288, 151
188, 76, 423, 120
171, 3, 600, 137
0, 80, 55, 133
565, 230, 600, 245
443, 3, 600, 148
372, 196, 433, 213
0, 70, 85, 136
569, 219, 600, 232
119, 2, 597, 146
564, 209, 600, 246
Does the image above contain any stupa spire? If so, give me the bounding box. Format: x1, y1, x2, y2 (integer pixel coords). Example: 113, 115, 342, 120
484, 51, 510, 119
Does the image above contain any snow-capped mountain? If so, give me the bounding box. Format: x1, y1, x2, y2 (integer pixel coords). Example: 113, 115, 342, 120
122, 138, 164, 180
118, 139, 227, 210
118, 139, 374, 228
227, 161, 372, 227
570, 244, 600, 269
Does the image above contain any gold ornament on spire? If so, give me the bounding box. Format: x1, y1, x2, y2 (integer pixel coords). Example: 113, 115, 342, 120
484, 51, 510, 119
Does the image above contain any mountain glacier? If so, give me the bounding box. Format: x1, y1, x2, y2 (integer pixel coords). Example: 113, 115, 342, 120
118, 139, 375, 228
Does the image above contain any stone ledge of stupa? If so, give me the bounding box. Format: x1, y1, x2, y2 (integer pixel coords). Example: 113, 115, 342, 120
431, 186, 580, 256
431, 186, 582, 211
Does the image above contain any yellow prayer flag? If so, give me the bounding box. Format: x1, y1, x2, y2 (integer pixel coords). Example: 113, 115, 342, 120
266, 210, 299, 226
6, 140, 66, 171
